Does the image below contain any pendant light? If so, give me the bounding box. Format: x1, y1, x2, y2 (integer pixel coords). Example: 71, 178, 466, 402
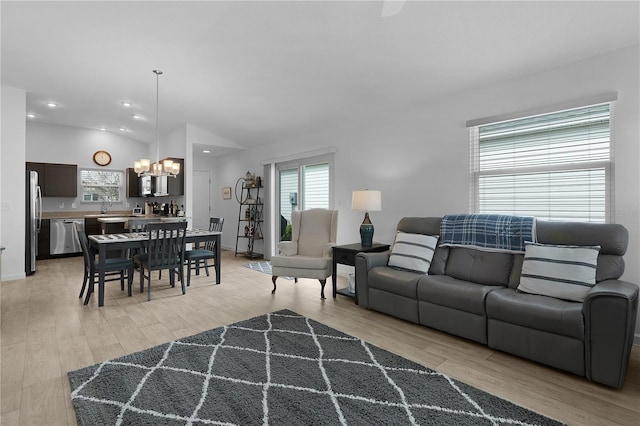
134, 70, 180, 177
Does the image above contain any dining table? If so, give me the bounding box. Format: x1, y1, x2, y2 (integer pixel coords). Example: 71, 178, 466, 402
88, 229, 222, 307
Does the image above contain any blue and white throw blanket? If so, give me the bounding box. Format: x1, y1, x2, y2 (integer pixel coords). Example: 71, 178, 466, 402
439, 214, 536, 253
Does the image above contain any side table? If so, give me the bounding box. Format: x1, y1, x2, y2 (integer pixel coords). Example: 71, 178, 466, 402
332, 242, 390, 302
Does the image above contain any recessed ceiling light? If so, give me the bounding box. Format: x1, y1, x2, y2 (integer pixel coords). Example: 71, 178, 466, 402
46, 102, 57, 108
122, 101, 132, 108
203, 150, 211, 154
133, 114, 143, 120
119, 127, 127, 132
27, 113, 36, 119
99, 127, 107, 131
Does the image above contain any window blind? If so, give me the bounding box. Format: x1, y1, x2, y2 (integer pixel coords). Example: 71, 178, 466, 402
470, 103, 612, 222
302, 163, 329, 209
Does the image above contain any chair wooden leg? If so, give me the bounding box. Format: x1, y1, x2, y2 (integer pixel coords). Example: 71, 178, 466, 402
187, 262, 192, 287
83, 276, 94, 305
203, 259, 210, 277
147, 273, 152, 301
319, 279, 326, 299
127, 266, 133, 297
272, 276, 278, 294
79, 267, 88, 298
120, 271, 125, 291
294, 278, 298, 283
180, 266, 186, 295
139, 266, 145, 293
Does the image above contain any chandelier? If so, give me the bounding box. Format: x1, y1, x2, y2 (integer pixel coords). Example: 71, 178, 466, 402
134, 70, 180, 177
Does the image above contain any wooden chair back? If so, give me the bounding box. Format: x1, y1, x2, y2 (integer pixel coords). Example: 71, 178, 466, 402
145, 222, 187, 271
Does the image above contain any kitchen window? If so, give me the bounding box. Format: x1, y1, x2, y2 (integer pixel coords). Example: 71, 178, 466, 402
469, 101, 614, 223
81, 169, 123, 202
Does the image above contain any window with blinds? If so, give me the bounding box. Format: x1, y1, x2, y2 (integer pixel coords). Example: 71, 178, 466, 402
302, 163, 329, 209
469, 103, 612, 222
278, 162, 330, 222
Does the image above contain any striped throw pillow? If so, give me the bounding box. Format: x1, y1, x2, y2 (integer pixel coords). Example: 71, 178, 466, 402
388, 232, 438, 274
518, 242, 600, 302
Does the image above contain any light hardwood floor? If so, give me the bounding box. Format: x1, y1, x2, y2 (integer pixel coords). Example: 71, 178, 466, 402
1, 250, 638, 425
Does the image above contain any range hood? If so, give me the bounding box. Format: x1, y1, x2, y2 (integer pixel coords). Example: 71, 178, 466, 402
153, 175, 169, 197
141, 175, 169, 197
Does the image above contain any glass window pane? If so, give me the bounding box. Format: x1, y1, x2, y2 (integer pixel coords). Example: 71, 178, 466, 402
80, 169, 122, 202
471, 103, 612, 223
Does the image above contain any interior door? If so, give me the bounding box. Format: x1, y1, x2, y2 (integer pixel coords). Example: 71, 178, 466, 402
192, 170, 211, 229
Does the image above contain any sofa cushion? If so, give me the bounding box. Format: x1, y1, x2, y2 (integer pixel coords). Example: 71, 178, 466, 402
369, 266, 422, 299
518, 242, 599, 302
417, 274, 496, 316
445, 248, 513, 286
486, 288, 584, 340
388, 232, 438, 274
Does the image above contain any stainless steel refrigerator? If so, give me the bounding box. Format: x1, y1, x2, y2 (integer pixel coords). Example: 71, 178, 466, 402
25, 170, 42, 275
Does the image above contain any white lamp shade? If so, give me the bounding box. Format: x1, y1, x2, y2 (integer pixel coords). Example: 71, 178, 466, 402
171, 162, 180, 175
352, 190, 382, 212
163, 159, 174, 173
140, 159, 151, 172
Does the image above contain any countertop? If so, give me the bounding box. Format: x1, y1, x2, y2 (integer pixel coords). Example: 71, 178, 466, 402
42, 210, 134, 219
97, 216, 187, 223
41, 211, 188, 221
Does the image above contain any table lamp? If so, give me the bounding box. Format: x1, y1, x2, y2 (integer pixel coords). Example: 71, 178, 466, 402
352, 190, 382, 247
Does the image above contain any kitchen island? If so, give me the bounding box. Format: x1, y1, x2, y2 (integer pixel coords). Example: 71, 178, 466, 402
97, 215, 187, 234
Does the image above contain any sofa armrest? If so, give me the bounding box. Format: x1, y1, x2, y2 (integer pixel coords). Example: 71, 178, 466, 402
355, 251, 390, 308
583, 279, 639, 388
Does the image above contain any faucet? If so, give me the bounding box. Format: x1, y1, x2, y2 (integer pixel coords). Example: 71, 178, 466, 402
100, 201, 110, 214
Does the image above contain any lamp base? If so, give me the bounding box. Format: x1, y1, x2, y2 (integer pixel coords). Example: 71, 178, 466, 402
360, 212, 374, 247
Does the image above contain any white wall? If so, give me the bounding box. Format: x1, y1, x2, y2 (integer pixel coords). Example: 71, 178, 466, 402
213, 45, 640, 340
26, 122, 152, 211
1, 86, 27, 280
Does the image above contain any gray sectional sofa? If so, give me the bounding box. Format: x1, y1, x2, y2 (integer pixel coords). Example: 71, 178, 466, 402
355, 217, 639, 388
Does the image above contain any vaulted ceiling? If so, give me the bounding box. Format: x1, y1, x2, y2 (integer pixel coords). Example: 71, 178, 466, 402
2, 1, 638, 152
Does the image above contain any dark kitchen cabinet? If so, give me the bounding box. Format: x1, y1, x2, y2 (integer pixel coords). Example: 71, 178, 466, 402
27, 162, 46, 180
126, 168, 141, 197
37, 218, 50, 260
26, 162, 77, 197
165, 157, 184, 196
84, 217, 101, 236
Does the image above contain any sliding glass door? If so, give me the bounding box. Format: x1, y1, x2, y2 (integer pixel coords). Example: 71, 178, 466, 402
277, 157, 332, 241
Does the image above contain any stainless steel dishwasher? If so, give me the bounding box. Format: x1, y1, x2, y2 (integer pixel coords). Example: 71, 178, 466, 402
50, 218, 84, 255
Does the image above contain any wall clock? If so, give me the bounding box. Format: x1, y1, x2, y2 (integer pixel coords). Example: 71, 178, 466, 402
93, 150, 112, 166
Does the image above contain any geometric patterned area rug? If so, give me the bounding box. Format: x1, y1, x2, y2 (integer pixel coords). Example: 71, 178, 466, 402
244, 260, 273, 274
244, 261, 294, 280
68, 310, 563, 425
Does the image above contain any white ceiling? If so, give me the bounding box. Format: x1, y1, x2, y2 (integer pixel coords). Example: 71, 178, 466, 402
2, 1, 639, 154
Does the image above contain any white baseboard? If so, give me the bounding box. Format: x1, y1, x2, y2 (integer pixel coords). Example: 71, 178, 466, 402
1, 271, 27, 282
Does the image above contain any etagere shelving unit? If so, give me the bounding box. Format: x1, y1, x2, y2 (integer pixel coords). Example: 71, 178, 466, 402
235, 184, 264, 259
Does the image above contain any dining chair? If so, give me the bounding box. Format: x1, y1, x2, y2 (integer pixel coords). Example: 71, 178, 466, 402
128, 218, 157, 232
126, 218, 158, 259
183, 217, 224, 286
133, 221, 187, 301
74, 222, 134, 305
